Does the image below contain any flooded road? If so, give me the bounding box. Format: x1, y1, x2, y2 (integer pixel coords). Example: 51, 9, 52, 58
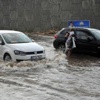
0, 35, 100, 100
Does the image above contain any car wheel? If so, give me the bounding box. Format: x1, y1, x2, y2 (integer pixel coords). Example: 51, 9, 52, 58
53, 40, 65, 51
58, 44, 65, 51
53, 40, 59, 49
4, 54, 12, 62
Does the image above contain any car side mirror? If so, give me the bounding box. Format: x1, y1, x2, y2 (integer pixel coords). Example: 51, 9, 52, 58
87, 36, 94, 41
31, 39, 35, 42
29, 37, 35, 42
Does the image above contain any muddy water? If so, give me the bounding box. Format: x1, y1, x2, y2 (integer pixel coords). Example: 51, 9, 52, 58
0, 35, 100, 100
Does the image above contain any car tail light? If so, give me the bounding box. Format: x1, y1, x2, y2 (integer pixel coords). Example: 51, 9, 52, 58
54, 35, 58, 39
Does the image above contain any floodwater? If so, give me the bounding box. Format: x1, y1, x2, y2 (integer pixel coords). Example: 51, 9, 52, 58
0, 35, 100, 100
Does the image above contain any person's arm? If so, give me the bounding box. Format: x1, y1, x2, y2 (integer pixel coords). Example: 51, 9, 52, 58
65, 32, 69, 38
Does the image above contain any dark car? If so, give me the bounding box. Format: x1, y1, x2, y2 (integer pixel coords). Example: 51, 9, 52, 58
53, 27, 100, 54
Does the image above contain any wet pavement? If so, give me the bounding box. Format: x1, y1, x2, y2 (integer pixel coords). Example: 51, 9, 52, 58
0, 35, 100, 100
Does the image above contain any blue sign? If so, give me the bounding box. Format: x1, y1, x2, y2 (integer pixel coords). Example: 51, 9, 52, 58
68, 20, 90, 28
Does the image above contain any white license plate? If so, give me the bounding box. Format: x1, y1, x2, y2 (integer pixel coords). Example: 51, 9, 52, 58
31, 55, 42, 60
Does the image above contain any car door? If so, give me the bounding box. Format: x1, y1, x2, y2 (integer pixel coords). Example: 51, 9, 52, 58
74, 30, 97, 53
57, 29, 70, 44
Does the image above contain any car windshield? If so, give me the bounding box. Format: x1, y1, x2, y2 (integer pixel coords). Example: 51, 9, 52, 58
2, 32, 32, 44
90, 29, 100, 39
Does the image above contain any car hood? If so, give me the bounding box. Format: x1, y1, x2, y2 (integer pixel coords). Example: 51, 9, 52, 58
6, 42, 44, 52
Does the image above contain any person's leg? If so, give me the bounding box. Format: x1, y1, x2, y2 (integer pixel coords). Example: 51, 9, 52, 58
67, 49, 71, 58
65, 42, 68, 53
65, 41, 72, 58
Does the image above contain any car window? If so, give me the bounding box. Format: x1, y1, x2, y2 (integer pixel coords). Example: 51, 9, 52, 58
2, 32, 32, 44
90, 29, 100, 39
0, 35, 5, 45
0, 35, 2, 41
59, 29, 69, 37
76, 31, 89, 40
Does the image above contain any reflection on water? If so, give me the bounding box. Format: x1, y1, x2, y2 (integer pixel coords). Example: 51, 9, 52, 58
67, 53, 100, 67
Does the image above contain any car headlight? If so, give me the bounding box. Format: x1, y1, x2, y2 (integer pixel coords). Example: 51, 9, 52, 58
14, 50, 26, 56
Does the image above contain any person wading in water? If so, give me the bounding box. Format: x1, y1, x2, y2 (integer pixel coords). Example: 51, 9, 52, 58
65, 28, 76, 58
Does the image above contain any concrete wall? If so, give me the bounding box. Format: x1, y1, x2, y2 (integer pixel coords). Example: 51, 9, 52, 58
0, 0, 100, 31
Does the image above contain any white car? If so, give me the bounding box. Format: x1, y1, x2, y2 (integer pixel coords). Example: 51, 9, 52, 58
0, 30, 45, 62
